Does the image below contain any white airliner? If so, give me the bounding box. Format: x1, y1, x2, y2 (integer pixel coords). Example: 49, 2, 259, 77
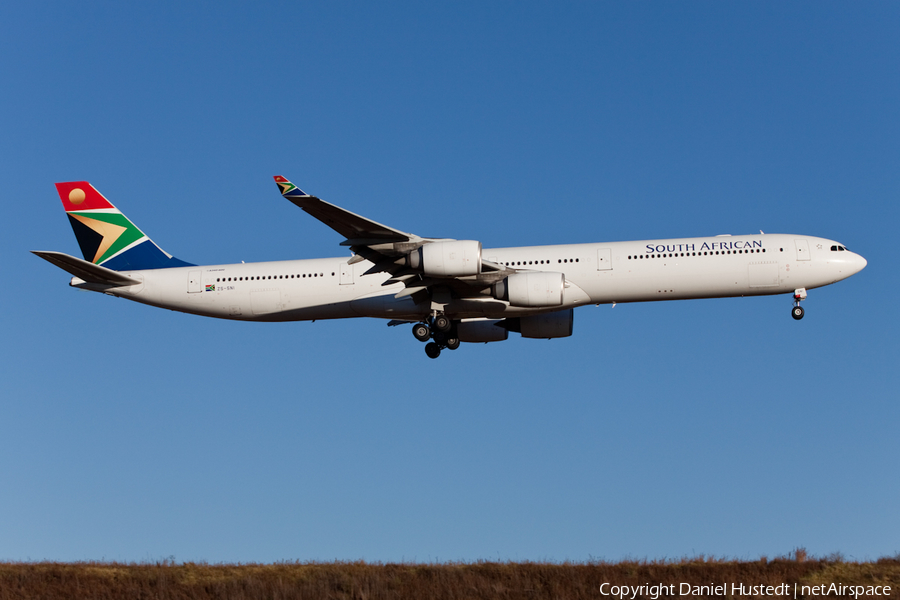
34, 177, 867, 358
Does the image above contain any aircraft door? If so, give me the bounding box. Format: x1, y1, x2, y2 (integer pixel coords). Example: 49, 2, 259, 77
597, 248, 612, 271
340, 262, 354, 285
187, 270, 203, 293
794, 239, 811, 261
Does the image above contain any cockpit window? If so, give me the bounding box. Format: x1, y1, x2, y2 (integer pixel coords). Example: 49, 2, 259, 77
830, 245, 848, 251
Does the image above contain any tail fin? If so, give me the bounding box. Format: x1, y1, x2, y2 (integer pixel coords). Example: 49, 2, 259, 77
54, 181, 193, 270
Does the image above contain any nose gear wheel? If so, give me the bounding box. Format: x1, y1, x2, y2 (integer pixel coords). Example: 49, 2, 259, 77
791, 288, 807, 320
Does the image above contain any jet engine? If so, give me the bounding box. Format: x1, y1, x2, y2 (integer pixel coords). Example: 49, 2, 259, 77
456, 319, 509, 343
502, 309, 574, 339
407, 240, 482, 277
493, 272, 565, 307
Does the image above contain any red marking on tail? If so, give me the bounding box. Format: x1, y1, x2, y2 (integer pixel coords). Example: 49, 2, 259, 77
55, 181, 116, 212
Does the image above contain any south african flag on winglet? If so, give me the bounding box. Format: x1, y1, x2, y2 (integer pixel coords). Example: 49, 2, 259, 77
273, 175, 308, 197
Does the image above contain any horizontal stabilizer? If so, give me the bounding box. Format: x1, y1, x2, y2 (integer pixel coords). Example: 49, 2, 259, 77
32, 251, 141, 287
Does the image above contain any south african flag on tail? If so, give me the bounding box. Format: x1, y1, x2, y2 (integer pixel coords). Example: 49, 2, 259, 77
54, 181, 193, 271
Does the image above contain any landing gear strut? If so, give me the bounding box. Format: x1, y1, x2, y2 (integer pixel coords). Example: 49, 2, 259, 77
411, 315, 459, 358
792, 288, 807, 320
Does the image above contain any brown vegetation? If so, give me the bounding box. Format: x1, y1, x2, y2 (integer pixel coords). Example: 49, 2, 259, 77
0, 552, 898, 599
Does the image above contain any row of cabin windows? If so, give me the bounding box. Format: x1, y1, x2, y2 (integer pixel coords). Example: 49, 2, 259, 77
504, 258, 580, 266
628, 249, 766, 259
216, 272, 335, 282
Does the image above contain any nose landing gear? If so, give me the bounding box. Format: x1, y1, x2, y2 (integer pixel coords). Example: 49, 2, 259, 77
411, 316, 459, 358
792, 288, 807, 320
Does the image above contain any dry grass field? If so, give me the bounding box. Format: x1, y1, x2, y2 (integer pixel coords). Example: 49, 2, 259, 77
0, 552, 897, 599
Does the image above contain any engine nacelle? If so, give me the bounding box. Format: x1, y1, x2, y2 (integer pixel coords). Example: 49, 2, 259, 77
503, 310, 574, 339
493, 272, 565, 307
407, 240, 482, 277
456, 319, 509, 343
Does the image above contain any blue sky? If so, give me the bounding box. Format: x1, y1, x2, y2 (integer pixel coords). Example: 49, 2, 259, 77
1, 2, 897, 563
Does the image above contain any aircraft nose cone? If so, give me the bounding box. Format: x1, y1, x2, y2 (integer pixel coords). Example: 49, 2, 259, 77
855, 253, 867, 273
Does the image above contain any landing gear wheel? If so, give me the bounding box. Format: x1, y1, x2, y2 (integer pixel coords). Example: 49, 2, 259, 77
433, 315, 452, 333
445, 337, 460, 350
412, 323, 431, 342
425, 342, 441, 359
792, 306, 805, 320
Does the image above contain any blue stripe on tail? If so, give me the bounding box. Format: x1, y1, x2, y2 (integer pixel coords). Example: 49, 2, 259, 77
101, 240, 194, 271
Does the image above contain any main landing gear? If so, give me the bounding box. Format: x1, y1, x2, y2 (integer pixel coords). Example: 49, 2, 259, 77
412, 315, 460, 359
792, 288, 807, 320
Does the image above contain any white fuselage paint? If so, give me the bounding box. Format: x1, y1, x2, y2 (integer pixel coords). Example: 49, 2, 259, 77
78, 234, 866, 322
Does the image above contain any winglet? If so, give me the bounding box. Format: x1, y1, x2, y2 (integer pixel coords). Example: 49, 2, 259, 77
273, 175, 309, 198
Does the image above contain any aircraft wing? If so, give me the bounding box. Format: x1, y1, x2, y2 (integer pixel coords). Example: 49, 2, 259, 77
274, 176, 515, 304
32, 251, 141, 287
273, 176, 418, 245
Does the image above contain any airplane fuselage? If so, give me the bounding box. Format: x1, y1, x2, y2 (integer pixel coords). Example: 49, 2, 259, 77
76, 233, 866, 323
39, 178, 867, 358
